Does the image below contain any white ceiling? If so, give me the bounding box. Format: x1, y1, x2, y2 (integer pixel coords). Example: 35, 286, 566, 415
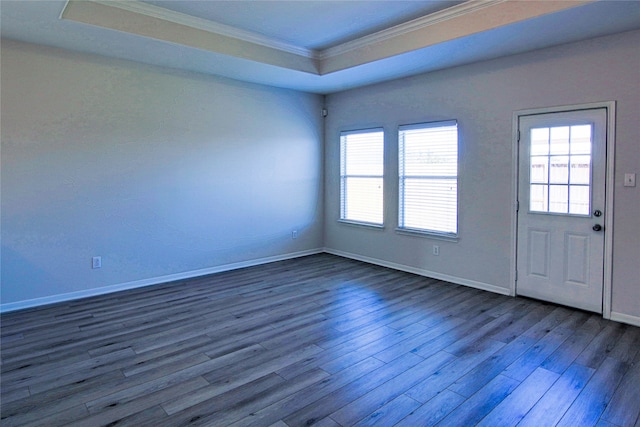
1, 0, 639, 94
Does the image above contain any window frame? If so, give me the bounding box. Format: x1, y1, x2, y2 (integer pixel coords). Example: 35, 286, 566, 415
397, 120, 459, 239
339, 127, 385, 227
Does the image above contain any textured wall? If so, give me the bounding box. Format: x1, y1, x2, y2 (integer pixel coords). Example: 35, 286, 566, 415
324, 30, 640, 320
1, 40, 324, 306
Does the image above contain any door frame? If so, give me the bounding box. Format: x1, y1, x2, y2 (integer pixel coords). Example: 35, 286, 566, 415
510, 101, 616, 319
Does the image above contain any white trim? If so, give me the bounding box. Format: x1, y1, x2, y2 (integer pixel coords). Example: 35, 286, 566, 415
85, 0, 318, 59
337, 219, 385, 230
0, 249, 323, 313
319, 0, 507, 60
512, 101, 616, 318
4, 247, 633, 326
324, 248, 510, 296
398, 119, 458, 132
509, 109, 520, 297
609, 312, 640, 328
58, 0, 70, 20
59, 0, 596, 80
84, 0, 507, 63
602, 102, 616, 320
340, 127, 385, 136
395, 227, 459, 242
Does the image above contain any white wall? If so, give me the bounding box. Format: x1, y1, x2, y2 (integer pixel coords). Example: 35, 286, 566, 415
324, 30, 640, 321
1, 39, 324, 308
2, 30, 638, 323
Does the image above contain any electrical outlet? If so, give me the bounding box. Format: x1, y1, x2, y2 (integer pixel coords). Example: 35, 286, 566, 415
292, 230, 298, 239
433, 245, 440, 256
92, 256, 102, 269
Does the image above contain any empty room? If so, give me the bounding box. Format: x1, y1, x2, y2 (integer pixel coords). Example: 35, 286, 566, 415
1, 0, 639, 426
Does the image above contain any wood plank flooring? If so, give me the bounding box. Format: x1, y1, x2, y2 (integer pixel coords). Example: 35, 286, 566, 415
1, 253, 639, 426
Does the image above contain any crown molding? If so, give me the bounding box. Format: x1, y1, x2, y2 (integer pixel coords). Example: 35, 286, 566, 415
60, 0, 596, 78
319, 0, 507, 61
318, 0, 594, 74
63, 0, 320, 60
63, 0, 510, 64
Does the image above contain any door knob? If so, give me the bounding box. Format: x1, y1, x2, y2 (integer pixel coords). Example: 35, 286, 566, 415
594, 210, 602, 217
593, 224, 602, 231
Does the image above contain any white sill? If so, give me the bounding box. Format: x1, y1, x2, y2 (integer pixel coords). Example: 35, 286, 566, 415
338, 219, 385, 230
395, 227, 459, 242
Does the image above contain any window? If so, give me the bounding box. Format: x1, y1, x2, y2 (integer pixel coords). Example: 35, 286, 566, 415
398, 120, 458, 236
340, 128, 384, 225
529, 125, 592, 215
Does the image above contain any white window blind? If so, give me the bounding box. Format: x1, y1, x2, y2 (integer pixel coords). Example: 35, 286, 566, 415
340, 129, 384, 225
399, 120, 458, 235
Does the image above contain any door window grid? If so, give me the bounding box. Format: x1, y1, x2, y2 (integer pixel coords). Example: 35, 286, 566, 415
529, 124, 592, 215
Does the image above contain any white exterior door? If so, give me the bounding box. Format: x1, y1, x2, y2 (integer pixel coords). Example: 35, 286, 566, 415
516, 108, 607, 313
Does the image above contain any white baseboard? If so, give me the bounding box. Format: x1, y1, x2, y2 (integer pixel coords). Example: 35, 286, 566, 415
5, 248, 636, 328
323, 248, 511, 296
609, 311, 640, 327
0, 249, 323, 313
324, 249, 640, 327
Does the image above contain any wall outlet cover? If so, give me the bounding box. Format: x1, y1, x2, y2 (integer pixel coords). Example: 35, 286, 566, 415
623, 173, 636, 187
92, 256, 102, 269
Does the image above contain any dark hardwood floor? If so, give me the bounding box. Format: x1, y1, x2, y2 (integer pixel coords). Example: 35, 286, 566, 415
1, 254, 638, 426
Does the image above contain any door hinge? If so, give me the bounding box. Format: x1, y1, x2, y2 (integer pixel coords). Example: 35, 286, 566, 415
515, 270, 518, 281
516, 200, 520, 212
517, 130, 521, 142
